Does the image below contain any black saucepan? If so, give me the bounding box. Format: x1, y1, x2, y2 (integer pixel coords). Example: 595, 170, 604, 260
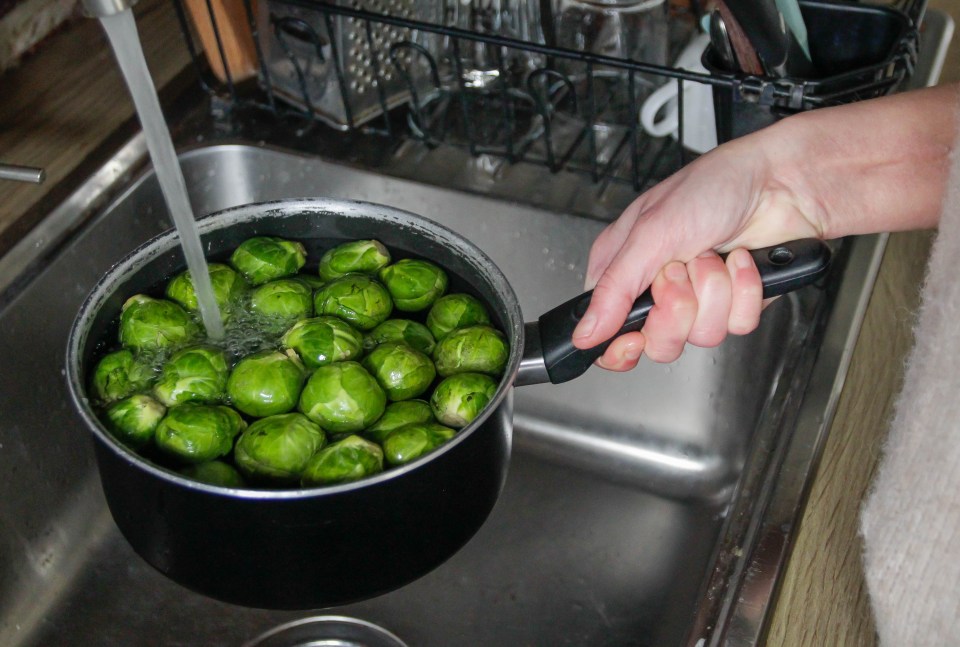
65, 198, 830, 609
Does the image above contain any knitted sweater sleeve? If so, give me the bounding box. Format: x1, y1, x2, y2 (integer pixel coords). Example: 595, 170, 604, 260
860, 85, 960, 645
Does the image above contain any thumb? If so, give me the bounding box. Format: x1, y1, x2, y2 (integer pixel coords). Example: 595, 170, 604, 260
572, 245, 663, 350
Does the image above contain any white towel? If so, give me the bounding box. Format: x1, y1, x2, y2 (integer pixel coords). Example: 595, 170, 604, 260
860, 93, 960, 644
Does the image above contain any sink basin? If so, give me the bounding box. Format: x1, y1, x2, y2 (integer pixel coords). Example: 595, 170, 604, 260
0, 137, 880, 646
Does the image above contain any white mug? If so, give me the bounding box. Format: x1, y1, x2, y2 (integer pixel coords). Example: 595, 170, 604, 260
639, 32, 717, 154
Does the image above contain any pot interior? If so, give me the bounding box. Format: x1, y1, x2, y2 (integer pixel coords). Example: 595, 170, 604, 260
69, 198, 524, 488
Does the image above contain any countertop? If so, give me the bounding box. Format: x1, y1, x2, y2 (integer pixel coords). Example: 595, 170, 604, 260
0, 0, 957, 644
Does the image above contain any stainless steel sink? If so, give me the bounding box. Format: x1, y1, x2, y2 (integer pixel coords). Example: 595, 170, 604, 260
0, 140, 859, 647
0, 13, 949, 645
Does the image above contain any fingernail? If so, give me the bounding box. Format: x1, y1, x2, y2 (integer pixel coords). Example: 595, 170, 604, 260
666, 262, 687, 283
734, 250, 753, 270
573, 312, 597, 339
623, 342, 642, 361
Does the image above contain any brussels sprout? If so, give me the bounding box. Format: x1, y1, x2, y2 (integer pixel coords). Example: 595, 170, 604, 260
363, 399, 435, 444
119, 295, 200, 353
234, 413, 326, 485
153, 345, 229, 407
382, 422, 456, 466
364, 319, 436, 356
226, 349, 305, 417
165, 263, 247, 319
179, 460, 247, 488
430, 372, 498, 428
230, 236, 307, 286
362, 342, 436, 401
298, 361, 386, 433
301, 435, 383, 486
425, 293, 492, 340
281, 316, 364, 369
378, 259, 448, 312
154, 404, 246, 464
433, 325, 509, 378
317, 239, 392, 282
248, 279, 313, 327
314, 274, 393, 331
105, 394, 166, 449
91, 349, 155, 404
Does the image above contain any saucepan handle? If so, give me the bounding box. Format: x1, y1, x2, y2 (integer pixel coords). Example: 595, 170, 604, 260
520, 239, 832, 386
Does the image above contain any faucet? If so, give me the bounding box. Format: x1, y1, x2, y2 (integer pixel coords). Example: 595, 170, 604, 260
80, 0, 138, 17
0, 0, 139, 184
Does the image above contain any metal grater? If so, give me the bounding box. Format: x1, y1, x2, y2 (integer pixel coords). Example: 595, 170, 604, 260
258, 0, 443, 130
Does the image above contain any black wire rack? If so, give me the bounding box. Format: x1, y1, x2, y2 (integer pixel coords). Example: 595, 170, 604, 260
171, 0, 924, 191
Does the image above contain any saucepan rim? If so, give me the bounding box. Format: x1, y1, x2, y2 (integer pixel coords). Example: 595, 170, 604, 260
65, 197, 524, 500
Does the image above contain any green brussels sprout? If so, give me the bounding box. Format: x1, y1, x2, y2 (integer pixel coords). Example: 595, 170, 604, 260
179, 460, 247, 488
425, 293, 492, 341
430, 372, 498, 428
378, 259, 448, 312
317, 239, 392, 282
104, 394, 166, 449
363, 399, 435, 444
226, 349, 305, 417
301, 435, 383, 486
154, 404, 246, 464
229, 236, 307, 286
165, 263, 247, 319
298, 361, 386, 433
364, 319, 436, 356
91, 349, 155, 404
361, 342, 436, 401
433, 325, 509, 378
248, 278, 314, 327
118, 295, 200, 353
153, 345, 229, 407
314, 274, 393, 331
281, 316, 364, 369
234, 413, 326, 485
382, 422, 456, 466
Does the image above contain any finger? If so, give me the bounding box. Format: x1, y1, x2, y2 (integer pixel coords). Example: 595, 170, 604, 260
574, 226, 672, 349
685, 252, 732, 348
595, 331, 646, 372
641, 262, 698, 363
726, 248, 763, 335
573, 266, 639, 350
584, 207, 643, 289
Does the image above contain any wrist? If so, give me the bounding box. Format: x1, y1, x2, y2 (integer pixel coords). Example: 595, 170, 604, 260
762, 84, 959, 239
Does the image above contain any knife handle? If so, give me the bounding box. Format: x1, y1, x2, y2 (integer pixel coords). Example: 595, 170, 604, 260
715, 0, 765, 75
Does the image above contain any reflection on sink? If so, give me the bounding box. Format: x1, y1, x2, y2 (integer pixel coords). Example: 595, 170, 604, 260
0, 143, 865, 646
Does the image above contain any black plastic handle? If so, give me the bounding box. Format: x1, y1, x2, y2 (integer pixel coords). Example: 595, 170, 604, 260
536, 238, 832, 384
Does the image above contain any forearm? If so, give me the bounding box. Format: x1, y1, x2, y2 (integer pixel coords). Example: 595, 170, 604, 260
758, 82, 960, 238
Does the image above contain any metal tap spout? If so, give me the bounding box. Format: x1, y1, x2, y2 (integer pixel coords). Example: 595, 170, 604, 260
0, 163, 45, 184
81, 0, 138, 18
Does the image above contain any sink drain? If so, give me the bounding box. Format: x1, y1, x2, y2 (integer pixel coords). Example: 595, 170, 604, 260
243, 616, 407, 647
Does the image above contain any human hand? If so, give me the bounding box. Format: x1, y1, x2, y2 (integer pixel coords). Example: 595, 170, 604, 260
573, 82, 956, 372
573, 133, 825, 371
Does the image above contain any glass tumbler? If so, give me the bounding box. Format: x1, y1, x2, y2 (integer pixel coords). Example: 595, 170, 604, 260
445, 0, 545, 88
553, 0, 669, 119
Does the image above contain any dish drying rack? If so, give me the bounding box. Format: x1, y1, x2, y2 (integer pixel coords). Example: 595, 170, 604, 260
170, 0, 925, 192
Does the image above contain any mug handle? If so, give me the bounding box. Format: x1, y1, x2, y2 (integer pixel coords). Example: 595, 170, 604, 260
640, 81, 680, 138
